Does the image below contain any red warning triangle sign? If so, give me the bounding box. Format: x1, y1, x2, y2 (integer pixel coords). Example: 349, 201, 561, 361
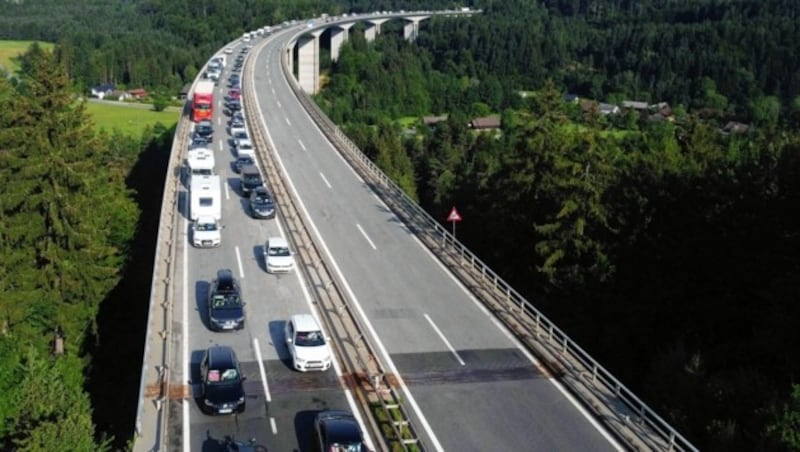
447, 206, 462, 222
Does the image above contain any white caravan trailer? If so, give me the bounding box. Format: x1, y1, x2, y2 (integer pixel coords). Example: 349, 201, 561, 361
190, 175, 221, 221
186, 147, 215, 176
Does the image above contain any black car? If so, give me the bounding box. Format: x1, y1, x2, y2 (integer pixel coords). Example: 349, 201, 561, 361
249, 186, 276, 219
208, 269, 245, 331
224, 437, 267, 452
240, 164, 263, 194
227, 100, 242, 113
194, 120, 214, 143
200, 345, 245, 415
188, 136, 209, 150
314, 410, 367, 451
233, 155, 255, 173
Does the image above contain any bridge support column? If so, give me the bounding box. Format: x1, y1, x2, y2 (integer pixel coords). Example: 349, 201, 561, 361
364, 18, 388, 42
403, 17, 428, 41
297, 31, 323, 94
285, 44, 294, 79
330, 23, 353, 62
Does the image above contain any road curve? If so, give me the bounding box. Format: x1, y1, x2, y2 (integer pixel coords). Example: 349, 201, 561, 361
246, 26, 623, 452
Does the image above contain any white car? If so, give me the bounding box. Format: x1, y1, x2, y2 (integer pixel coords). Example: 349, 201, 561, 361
285, 314, 332, 372
263, 236, 294, 273
192, 216, 222, 248
230, 124, 247, 138
236, 138, 255, 159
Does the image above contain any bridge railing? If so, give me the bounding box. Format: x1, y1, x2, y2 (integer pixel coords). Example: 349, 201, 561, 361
280, 37, 698, 452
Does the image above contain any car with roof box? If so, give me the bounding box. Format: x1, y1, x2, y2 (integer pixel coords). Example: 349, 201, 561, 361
207, 269, 245, 331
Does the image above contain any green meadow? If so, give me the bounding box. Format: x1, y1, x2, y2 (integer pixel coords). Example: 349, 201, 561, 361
86, 101, 180, 137
0, 40, 54, 72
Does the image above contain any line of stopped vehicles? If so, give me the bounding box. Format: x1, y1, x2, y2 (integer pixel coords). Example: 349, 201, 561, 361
185, 43, 368, 452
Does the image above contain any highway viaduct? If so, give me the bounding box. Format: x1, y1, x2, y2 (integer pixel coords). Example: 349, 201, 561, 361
131, 10, 697, 452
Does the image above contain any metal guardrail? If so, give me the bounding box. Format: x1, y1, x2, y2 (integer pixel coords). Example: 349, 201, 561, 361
133, 92, 192, 452
280, 37, 699, 452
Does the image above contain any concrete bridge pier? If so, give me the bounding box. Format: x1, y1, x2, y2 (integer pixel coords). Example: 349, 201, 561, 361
330, 23, 354, 62
364, 19, 388, 42
403, 17, 428, 41
297, 30, 323, 94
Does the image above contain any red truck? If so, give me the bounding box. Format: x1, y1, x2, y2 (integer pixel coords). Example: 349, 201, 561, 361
192, 81, 215, 122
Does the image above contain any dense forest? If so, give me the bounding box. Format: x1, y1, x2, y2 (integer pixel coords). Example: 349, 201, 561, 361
315, 1, 800, 450
2, 0, 799, 450
0, 43, 150, 449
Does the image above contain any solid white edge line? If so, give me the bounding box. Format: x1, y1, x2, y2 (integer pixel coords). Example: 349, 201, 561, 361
424, 314, 465, 366
182, 185, 190, 452
276, 186, 344, 378
345, 390, 376, 452
355, 223, 377, 250
235, 245, 245, 278
548, 377, 626, 451
319, 172, 332, 188
252, 338, 271, 402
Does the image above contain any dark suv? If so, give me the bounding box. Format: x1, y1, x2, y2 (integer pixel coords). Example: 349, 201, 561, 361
208, 269, 245, 331
194, 120, 214, 143
314, 410, 366, 451
249, 186, 276, 219
240, 164, 263, 195
200, 345, 245, 414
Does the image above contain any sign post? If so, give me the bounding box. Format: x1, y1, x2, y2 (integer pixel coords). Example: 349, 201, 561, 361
447, 206, 463, 245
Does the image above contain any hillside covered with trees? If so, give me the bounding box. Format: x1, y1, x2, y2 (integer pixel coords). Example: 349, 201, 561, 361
315, 1, 800, 450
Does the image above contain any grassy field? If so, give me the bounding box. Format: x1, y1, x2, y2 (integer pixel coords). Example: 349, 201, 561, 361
86, 101, 180, 137
0, 40, 54, 73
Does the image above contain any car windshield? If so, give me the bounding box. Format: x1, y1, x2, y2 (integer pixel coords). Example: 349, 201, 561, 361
207, 368, 240, 384
268, 246, 290, 257
239, 144, 253, 152
196, 222, 218, 231
295, 330, 325, 347
212, 294, 241, 309
254, 194, 272, 205
234, 132, 248, 140
197, 125, 212, 133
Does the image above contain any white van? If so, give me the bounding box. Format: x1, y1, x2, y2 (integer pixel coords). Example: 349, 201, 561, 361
190, 175, 221, 221
186, 147, 215, 176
